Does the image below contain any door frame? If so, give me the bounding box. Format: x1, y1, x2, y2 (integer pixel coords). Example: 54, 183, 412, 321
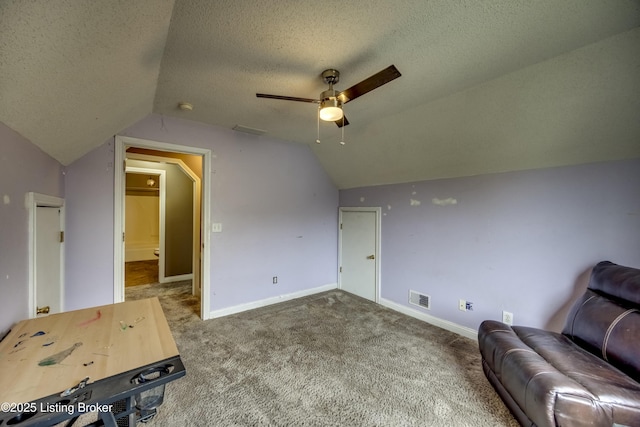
124, 167, 167, 282
114, 135, 212, 320
126, 154, 201, 290
27, 192, 65, 318
338, 207, 381, 303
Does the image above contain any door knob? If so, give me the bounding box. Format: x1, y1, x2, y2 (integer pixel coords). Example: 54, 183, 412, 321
37, 305, 50, 315
367, 254, 375, 260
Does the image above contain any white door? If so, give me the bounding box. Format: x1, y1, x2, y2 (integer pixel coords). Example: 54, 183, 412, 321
35, 206, 63, 316
339, 209, 380, 302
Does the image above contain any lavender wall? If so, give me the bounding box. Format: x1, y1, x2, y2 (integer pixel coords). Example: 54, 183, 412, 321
64, 140, 116, 310
64, 114, 339, 312
340, 159, 640, 332
0, 122, 64, 332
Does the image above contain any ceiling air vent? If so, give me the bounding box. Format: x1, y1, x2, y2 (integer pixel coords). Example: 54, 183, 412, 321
409, 290, 431, 310
232, 125, 267, 136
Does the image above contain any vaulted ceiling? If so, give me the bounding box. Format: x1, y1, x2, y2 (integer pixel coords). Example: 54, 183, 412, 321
1, 1, 639, 188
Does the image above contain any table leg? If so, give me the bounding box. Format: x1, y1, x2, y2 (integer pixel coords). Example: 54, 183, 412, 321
98, 410, 118, 427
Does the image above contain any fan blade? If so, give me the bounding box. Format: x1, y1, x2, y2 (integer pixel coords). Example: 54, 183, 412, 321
256, 93, 319, 103
335, 115, 350, 128
338, 65, 401, 104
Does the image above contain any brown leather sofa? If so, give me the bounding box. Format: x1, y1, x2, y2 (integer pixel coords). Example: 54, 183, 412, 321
478, 261, 640, 427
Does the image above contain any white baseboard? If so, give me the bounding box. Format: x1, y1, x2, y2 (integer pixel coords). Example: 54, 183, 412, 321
210, 283, 338, 319
379, 298, 478, 341
160, 273, 193, 283
208, 286, 477, 341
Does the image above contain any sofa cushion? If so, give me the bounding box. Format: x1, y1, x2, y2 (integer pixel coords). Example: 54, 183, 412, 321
562, 261, 640, 383
479, 320, 640, 427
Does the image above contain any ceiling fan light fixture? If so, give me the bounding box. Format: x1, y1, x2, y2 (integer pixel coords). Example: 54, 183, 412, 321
257, 65, 401, 128
319, 98, 343, 122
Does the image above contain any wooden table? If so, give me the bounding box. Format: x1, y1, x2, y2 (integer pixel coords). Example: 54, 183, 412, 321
0, 297, 185, 426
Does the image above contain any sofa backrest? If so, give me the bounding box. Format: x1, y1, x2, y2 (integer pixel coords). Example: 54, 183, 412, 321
562, 261, 640, 382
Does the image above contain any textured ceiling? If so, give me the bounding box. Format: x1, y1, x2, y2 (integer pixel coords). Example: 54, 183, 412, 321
1, 0, 639, 188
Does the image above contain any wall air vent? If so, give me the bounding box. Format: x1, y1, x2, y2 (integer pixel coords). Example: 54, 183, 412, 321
409, 290, 431, 310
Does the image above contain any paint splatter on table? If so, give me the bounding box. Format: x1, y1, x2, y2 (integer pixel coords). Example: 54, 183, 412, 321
0, 298, 178, 405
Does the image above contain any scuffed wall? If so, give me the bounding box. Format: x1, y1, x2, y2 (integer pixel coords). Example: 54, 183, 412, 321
340, 158, 640, 332
64, 141, 116, 310
64, 114, 339, 313
0, 122, 64, 332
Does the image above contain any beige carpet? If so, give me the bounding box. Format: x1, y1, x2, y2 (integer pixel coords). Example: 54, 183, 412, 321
125, 282, 517, 426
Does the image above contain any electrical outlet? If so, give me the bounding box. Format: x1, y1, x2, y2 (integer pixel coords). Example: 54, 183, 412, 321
502, 311, 513, 325
465, 301, 473, 311
459, 299, 466, 311
272, 276, 278, 284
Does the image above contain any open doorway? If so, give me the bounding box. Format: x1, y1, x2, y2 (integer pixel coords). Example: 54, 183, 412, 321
124, 168, 164, 288
114, 136, 212, 320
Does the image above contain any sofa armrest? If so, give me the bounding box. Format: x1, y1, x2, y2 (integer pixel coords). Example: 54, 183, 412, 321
479, 320, 615, 427
562, 273, 640, 383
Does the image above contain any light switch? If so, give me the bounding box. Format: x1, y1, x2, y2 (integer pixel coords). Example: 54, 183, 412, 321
212, 223, 223, 233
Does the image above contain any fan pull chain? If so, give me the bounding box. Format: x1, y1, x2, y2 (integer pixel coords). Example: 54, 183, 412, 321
340, 115, 345, 145
316, 106, 321, 144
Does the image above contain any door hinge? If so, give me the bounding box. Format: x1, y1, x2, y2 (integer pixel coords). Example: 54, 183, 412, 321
123, 160, 127, 172
123, 232, 125, 242
339, 266, 342, 273
340, 223, 342, 229
59, 231, 64, 243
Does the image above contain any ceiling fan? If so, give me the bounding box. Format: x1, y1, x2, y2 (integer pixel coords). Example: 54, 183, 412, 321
256, 65, 401, 128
